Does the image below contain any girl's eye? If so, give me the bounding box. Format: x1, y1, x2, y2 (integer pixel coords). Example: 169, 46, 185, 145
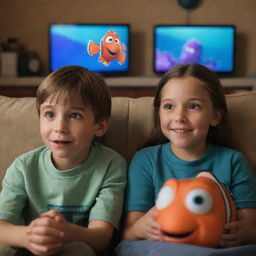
188, 103, 200, 110
44, 111, 54, 118
163, 104, 174, 110
70, 113, 82, 119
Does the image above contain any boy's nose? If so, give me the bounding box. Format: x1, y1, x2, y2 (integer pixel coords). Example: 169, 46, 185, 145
54, 118, 68, 134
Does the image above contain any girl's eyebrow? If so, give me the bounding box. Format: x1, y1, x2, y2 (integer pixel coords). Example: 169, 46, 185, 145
161, 97, 205, 103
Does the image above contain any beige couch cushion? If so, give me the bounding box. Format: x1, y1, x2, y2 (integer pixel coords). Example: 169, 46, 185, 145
0, 92, 256, 188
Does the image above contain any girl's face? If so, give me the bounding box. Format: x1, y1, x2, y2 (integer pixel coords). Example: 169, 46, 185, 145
159, 76, 221, 161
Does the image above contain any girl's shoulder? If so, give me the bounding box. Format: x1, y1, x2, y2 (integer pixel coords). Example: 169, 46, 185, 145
133, 143, 169, 160
208, 144, 245, 160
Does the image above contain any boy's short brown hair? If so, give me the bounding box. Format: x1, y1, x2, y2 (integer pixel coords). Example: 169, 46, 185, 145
36, 65, 111, 123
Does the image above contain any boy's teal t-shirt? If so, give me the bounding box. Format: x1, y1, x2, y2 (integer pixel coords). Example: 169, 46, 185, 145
0, 143, 127, 229
125, 143, 256, 212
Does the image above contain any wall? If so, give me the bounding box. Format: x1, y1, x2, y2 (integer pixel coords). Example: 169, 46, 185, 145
0, 0, 255, 77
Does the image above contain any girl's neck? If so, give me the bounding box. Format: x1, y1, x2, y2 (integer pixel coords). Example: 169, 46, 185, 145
170, 143, 208, 161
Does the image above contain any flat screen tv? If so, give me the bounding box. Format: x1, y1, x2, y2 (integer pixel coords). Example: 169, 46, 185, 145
49, 24, 130, 76
153, 25, 236, 75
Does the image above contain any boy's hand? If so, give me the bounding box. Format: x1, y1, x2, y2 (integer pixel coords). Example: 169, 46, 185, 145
26, 210, 64, 255
134, 207, 163, 241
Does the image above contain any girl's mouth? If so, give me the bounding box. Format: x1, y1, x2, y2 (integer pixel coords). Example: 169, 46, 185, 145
171, 129, 192, 133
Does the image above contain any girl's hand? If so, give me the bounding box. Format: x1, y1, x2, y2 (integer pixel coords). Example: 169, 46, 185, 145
26, 211, 64, 255
134, 207, 163, 241
219, 210, 256, 247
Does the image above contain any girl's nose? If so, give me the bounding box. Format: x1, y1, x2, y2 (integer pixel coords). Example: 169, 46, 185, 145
174, 108, 187, 123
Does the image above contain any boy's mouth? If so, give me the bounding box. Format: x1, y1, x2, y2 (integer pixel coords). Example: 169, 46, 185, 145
52, 140, 71, 144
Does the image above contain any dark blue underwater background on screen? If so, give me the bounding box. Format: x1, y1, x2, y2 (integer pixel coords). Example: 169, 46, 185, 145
154, 26, 235, 73
49, 24, 129, 74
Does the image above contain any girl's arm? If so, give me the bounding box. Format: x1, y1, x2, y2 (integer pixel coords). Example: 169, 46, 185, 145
122, 208, 162, 241
220, 208, 256, 247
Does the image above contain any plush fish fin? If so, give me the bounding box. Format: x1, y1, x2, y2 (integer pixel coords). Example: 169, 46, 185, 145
197, 171, 237, 223
118, 53, 126, 64
121, 43, 126, 52
99, 56, 109, 66
87, 40, 100, 56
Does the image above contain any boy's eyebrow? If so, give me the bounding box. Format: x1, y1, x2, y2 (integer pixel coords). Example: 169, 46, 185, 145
40, 104, 86, 111
69, 106, 86, 111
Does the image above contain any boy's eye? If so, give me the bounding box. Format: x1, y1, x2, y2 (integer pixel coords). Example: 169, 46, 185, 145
188, 103, 200, 110
44, 111, 54, 118
163, 104, 174, 110
69, 113, 82, 119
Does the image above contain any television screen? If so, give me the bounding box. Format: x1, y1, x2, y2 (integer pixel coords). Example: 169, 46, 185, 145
49, 24, 130, 76
154, 25, 236, 75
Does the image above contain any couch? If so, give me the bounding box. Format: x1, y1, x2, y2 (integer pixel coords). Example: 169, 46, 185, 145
0, 92, 256, 253
1, 92, 256, 180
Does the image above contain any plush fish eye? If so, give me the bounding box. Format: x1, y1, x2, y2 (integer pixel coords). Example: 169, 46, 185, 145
115, 38, 120, 43
155, 186, 174, 210
105, 36, 113, 43
185, 189, 213, 215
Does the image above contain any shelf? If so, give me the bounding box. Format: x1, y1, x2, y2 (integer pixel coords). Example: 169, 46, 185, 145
0, 76, 256, 89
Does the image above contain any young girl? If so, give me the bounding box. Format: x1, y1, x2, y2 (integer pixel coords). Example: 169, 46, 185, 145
116, 63, 256, 256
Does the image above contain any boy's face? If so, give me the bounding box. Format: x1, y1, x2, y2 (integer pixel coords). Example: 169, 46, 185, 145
39, 94, 108, 170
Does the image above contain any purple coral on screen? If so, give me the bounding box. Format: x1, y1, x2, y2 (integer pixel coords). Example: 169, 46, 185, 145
178, 39, 201, 64
155, 39, 218, 72
155, 49, 175, 71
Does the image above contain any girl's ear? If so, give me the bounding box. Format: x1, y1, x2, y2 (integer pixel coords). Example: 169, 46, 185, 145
210, 111, 222, 127
95, 119, 109, 136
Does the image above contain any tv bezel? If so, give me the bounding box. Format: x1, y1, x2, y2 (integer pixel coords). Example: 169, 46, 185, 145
153, 24, 236, 76
48, 23, 131, 77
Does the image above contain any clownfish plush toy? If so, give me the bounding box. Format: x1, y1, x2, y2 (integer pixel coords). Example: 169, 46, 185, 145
155, 171, 237, 248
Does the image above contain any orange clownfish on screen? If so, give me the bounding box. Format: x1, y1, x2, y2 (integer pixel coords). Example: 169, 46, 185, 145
87, 30, 126, 66
155, 171, 237, 248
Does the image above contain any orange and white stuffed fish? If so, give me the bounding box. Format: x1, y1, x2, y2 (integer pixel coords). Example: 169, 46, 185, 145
87, 30, 126, 66
155, 171, 237, 248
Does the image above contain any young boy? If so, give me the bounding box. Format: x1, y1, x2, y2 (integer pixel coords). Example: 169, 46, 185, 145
0, 65, 127, 256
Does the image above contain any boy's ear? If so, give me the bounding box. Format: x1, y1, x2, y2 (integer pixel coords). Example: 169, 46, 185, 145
210, 111, 222, 127
95, 119, 109, 136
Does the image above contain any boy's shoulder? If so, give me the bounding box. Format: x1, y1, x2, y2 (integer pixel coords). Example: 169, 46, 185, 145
13, 145, 48, 164
92, 142, 126, 163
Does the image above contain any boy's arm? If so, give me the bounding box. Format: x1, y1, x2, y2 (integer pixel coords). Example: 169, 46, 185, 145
64, 220, 114, 252
0, 217, 63, 255
0, 220, 28, 248
42, 210, 113, 252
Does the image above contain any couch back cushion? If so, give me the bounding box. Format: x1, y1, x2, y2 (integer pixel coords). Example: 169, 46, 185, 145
0, 92, 256, 186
